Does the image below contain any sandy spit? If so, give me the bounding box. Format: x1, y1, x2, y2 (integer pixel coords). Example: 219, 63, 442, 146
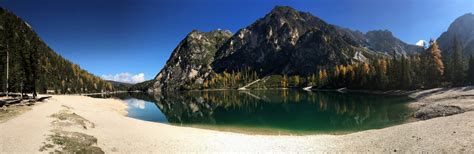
1, 89, 474, 153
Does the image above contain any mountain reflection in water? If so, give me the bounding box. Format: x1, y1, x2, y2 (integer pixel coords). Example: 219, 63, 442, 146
91, 90, 414, 134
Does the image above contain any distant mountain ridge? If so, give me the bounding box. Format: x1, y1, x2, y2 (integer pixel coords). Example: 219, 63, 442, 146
0, 7, 114, 94
106, 80, 133, 91
144, 6, 424, 92
337, 28, 423, 56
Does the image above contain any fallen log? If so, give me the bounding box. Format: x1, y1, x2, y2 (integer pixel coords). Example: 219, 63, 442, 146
1, 98, 22, 106
36, 96, 52, 102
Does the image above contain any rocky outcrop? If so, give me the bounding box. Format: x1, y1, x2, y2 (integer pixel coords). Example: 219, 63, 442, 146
437, 13, 474, 57
152, 30, 232, 91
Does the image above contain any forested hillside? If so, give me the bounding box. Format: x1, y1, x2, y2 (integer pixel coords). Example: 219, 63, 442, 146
0, 7, 113, 94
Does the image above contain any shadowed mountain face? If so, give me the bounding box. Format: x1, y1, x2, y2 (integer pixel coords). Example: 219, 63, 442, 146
0, 7, 113, 93
438, 13, 474, 57
146, 6, 423, 92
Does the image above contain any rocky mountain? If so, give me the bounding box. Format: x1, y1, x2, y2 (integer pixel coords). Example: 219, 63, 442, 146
437, 13, 474, 57
0, 7, 113, 94
283, 25, 376, 75
213, 6, 382, 76
152, 30, 232, 91
148, 6, 423, 92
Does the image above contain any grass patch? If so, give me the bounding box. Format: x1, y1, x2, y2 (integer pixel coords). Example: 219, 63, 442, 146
51, 109, 95, 129
40, 131, 104, 153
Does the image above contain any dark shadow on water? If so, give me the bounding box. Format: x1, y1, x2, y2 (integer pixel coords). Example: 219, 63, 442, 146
89, 90, 415, 135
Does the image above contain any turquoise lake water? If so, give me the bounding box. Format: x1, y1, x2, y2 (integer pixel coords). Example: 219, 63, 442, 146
90, 90, 414, 135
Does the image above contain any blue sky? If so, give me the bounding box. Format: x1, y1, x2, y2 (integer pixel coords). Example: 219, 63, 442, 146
1, 0, 473, 83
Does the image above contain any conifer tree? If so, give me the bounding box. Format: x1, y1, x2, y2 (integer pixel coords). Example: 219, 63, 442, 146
449, 37, 464, 86
468, 55, 474, 85
423, 40, 444, 88
374, 59, 388, 89
400, 55, 412, 89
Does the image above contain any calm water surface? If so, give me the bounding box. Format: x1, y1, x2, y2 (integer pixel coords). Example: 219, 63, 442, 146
90, 90, 414, 135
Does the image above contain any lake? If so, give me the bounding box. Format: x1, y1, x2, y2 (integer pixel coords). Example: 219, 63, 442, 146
89, 90, 415, 135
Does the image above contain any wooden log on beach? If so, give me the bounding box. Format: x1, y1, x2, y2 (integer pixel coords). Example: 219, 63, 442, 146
1, 98, 22, 106
36, 96, 52, 102
1, 96, 51, 107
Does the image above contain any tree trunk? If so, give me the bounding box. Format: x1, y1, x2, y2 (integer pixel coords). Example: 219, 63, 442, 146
5, 47, 8, 97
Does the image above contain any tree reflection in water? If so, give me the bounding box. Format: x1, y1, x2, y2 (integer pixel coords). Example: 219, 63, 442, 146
90, 90, 413, 134
140, 90, 415, 134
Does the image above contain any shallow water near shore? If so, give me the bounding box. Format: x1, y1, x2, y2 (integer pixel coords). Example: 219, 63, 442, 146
89, 90, 415, 135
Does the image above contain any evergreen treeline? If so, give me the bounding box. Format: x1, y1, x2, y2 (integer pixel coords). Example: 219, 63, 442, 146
128, 80, 155, 92
0, 8, 113, 94
310, 40, 473, 90
187, 68, 259, 90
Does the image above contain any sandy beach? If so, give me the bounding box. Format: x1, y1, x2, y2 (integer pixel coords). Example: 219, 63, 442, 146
1, 88, 474, 153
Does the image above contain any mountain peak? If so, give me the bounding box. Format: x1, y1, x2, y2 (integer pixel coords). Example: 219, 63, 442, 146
265, 6, 311, 22
270, 6, 297, 14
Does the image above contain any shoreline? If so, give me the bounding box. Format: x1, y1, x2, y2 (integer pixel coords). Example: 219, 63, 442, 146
0, 87, 473, 152
166, 87, 419, 97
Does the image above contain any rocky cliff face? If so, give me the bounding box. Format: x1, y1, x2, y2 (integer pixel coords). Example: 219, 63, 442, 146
152, 30, 232, 91
438, 13, 474, 57
212, 6, 328, 75
284, 25, 374, 75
